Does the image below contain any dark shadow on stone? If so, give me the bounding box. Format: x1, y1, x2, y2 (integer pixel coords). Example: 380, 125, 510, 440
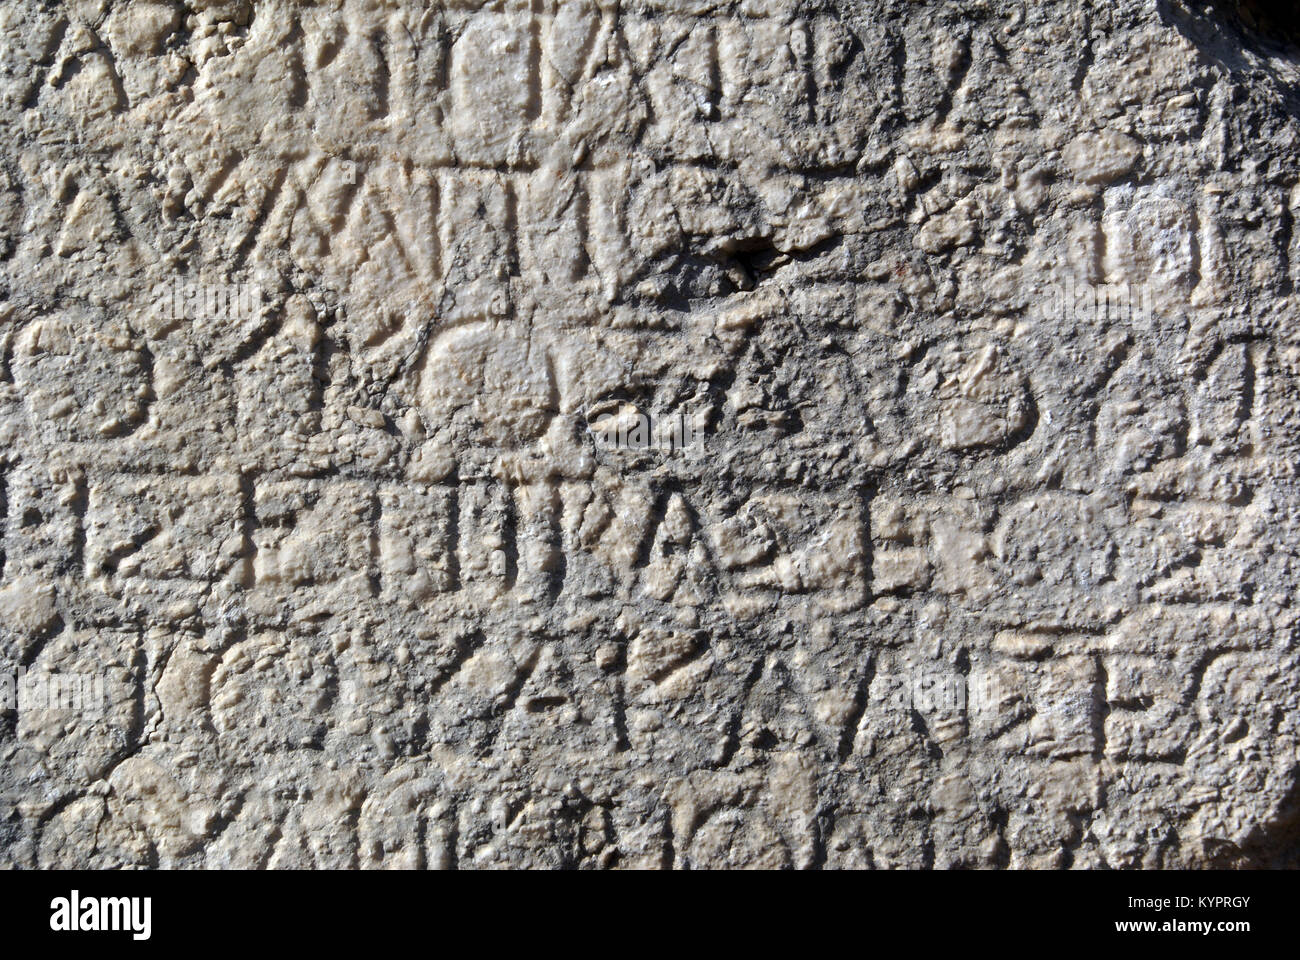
1160, 0, 1300, 114
1245, 766, 1300, 868
1198, 767, 1300, 868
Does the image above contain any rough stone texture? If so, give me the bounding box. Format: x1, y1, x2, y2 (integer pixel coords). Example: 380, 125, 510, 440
1, 0, 1299, 870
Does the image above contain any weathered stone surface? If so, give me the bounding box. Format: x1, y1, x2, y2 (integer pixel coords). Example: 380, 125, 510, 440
1, 0, 1299, 869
